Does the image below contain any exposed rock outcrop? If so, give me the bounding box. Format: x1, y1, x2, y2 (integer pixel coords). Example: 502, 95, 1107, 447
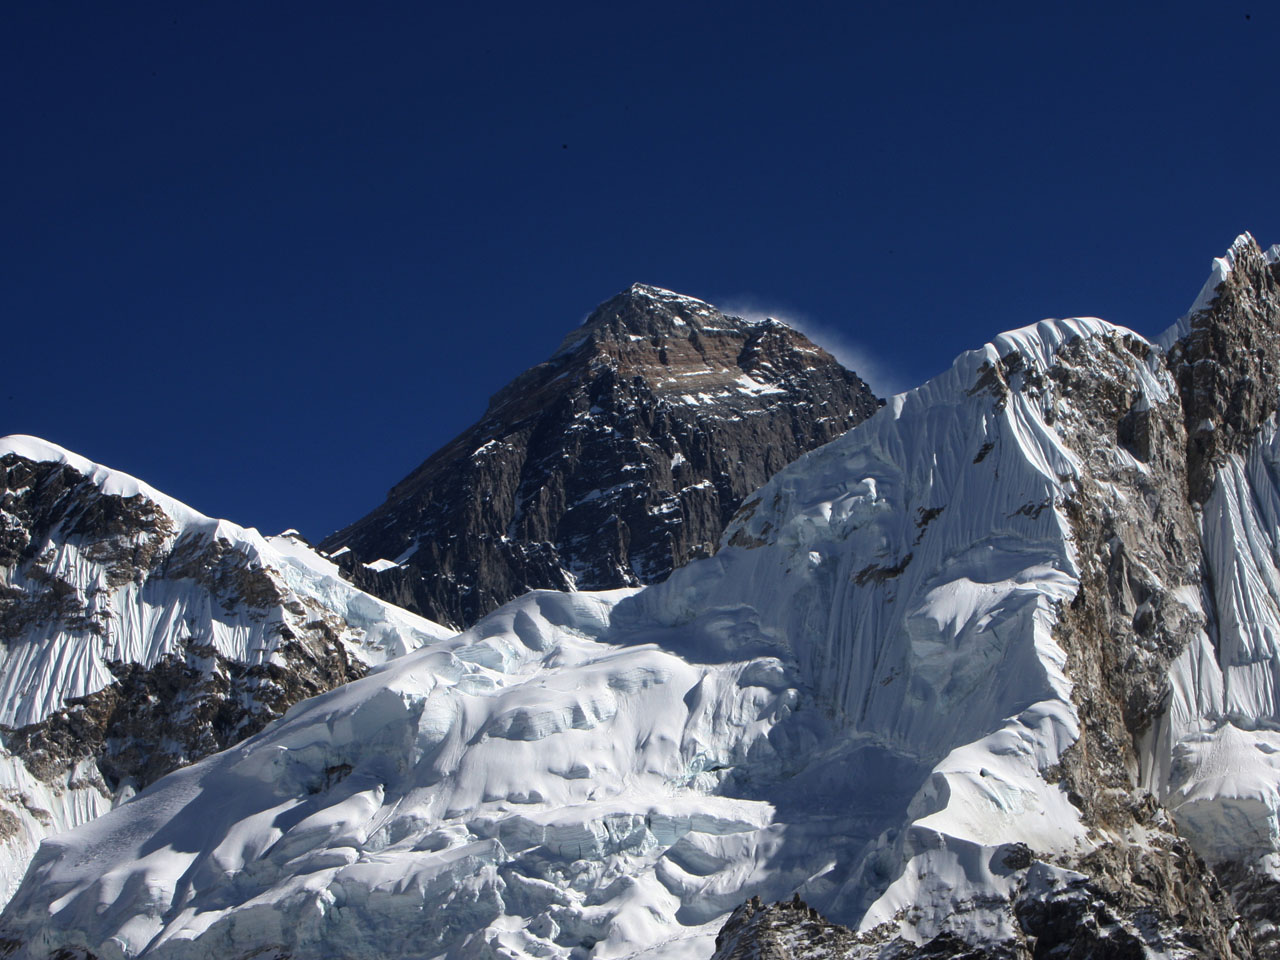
713, 896, 860, 960
0, 438, 449, 902
321, 283, 880, 628
1164, 234, 1280, 502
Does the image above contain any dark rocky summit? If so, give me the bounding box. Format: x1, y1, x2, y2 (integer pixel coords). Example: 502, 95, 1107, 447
1164, 235, 1280, 502
713, 895, 861, 960
322, 283, 880, 628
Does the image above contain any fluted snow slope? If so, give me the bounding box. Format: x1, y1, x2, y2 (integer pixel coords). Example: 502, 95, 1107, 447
0, 436, 452, 726
0, 316, 1198, 959
1154, 419, 1280, 868
0, 436, 451, 902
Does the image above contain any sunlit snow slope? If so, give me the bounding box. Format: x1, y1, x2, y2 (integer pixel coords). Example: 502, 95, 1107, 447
0, 436, 452, 902
7, 235, 1280, 960
1157, 419, 1280, 862
0, 315, 1199, 960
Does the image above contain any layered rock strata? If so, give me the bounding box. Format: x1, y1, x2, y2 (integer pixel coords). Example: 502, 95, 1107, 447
321, 283, 880, 628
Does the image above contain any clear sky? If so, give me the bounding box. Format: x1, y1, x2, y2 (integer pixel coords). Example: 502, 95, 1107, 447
3, 1, 1276, 540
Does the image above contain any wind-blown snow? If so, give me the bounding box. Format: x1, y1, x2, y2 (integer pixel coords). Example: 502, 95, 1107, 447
1, 318, 1167, 959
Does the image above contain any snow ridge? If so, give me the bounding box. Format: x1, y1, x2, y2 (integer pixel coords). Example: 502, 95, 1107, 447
0, 438, 452, 904
1, 436, 216, 535
0, 436, 450, 728
0, 316, 1167, 959
1155, 231, 1268, 349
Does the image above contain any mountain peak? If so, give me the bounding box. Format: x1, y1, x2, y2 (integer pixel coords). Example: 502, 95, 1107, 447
1156, 232, 1280, 501
1157, 232, 1277, 349
555, 284, 799, 360
566, 282, 733, 348
624, 281, 696, 300
322, 285, 880, 628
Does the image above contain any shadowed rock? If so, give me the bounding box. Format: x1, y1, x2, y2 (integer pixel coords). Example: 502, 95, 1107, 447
322, 284, 880, 628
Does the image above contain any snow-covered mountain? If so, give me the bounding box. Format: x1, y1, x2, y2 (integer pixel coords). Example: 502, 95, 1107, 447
321, 283, 880, 629
4, 235, 1280, 960
0, 437, 452, 902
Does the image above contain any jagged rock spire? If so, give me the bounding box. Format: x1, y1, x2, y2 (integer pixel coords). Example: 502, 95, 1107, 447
1164, 233, 1280, 502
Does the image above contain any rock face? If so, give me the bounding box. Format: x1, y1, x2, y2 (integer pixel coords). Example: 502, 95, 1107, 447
1162, 233, 1280, 502
320, 283, 880, 628
713, 896, 862, 960
0, 437, 451, 902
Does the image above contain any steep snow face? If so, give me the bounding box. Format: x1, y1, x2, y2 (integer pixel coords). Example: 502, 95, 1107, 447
636, 319, 1110, 750
1155, 418, 1280, 864
0, 319, 1192, 959
638, 318, 1189, 946
0, 436, 451, 902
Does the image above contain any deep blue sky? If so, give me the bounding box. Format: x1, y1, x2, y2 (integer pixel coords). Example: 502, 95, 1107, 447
3, 1, 1276, 540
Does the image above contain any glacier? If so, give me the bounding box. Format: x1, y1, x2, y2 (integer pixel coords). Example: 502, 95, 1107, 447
4, 235, 1280, 957
0, 315, 1201, 958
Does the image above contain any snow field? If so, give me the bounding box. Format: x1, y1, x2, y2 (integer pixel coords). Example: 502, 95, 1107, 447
7, 284, 1280, 956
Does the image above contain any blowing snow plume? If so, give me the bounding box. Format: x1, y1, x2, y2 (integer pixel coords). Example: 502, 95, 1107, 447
716, 295, 907, 397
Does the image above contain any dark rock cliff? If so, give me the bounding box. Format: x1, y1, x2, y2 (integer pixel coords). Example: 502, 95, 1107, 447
0, 454, 368, 794
1164, 236, 1280, 503
322, 283, 880, 628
